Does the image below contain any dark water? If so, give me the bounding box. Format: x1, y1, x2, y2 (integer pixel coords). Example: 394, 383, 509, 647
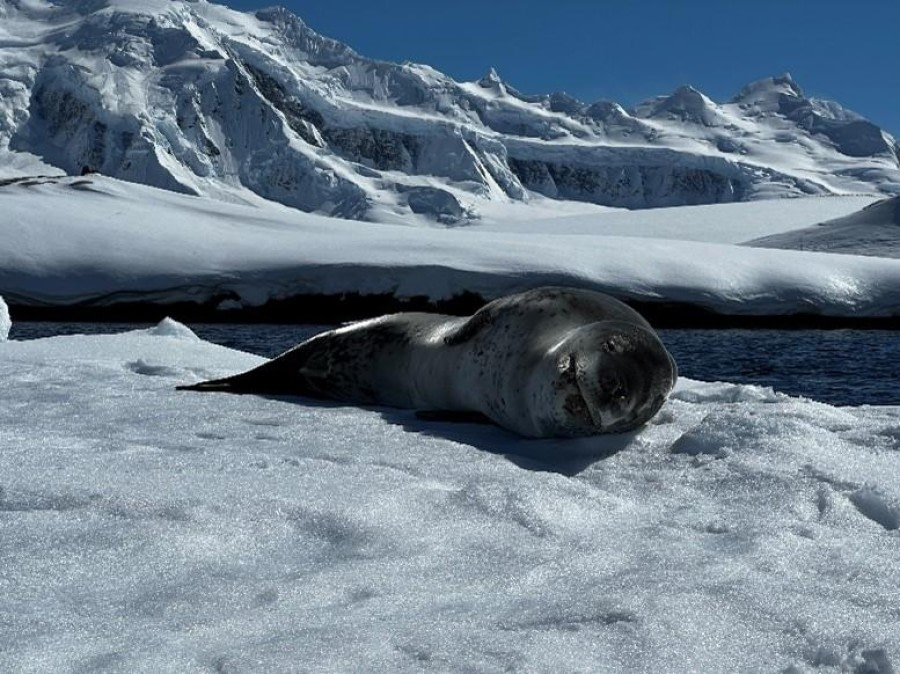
659, 329, 898, 406
9, 322, 899, 407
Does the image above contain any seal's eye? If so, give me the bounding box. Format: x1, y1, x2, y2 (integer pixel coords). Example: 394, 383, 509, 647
611, 384, 627, 400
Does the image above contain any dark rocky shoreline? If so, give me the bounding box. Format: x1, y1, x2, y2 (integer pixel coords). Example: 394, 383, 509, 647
9, 292, 900, 330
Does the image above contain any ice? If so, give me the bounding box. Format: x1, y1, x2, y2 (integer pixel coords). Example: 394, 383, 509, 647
848, 488, 900, 531
1, 325, 898, 671
144, 316, 201, 341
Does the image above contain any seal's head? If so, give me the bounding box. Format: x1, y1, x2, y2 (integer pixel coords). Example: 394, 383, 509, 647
531, 321, 677, 437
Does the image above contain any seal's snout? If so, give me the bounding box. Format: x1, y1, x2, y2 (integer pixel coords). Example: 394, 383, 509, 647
557, 321, 677, 435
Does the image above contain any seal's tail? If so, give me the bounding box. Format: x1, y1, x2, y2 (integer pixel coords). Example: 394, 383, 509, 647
176, 377, 242, 393
176, 348, 322, 397
176, 369, 270, 393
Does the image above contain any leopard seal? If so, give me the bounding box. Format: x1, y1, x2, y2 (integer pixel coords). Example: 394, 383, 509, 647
178, 287, 677, 438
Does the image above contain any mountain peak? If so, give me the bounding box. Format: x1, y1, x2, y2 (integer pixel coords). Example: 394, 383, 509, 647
773, 71, 800, 90
731, 73, 805, 113
255, 4, 307, 25
478, 67, 504, 90
667, 85, 711, 107
633, 84, 721, 126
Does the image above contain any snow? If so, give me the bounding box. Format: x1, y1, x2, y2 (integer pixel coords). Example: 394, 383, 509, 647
747, 196, 900, 258
1, 175, 899, 319
2, 321, 899, 671
477, 193, 878, 243
0, 294, 9, 340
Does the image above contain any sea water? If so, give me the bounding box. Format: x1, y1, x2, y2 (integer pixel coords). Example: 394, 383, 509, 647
9, 322, 898, 406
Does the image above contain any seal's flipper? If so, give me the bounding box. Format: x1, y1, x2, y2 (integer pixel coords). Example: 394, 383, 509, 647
414, 410, 494, 425
176, 378, 239, 392
176, 344, 323, 397
176, 363, 302, 395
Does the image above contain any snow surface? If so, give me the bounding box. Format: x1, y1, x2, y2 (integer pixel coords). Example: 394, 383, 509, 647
1, 175, 899, 319
477, 194, 878, 243
2, 321, 899, 672
0, 294, 9, 340
747, 196, 900, 258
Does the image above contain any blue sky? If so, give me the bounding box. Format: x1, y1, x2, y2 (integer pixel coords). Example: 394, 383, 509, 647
225, 0, 900, 134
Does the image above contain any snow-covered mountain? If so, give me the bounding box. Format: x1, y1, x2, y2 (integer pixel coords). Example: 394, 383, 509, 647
2, 0, 899, 222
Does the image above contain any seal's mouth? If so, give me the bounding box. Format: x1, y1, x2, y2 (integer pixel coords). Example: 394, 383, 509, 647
575, 376, 604, 428
560, 366, 596, 430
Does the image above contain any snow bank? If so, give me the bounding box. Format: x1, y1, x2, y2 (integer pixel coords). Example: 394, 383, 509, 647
1, 326, 899, 671
1, 176, 899, 320
0, 295, 9, 341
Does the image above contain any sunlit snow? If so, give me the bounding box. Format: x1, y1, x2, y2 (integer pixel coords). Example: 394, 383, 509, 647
2, 176, 899, 319
2, 319, 898, 672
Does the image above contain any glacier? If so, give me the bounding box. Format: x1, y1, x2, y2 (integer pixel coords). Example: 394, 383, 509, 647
1, 0, 899, 222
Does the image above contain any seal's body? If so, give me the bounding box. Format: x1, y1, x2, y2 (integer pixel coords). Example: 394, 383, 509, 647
179, 287, 677, 438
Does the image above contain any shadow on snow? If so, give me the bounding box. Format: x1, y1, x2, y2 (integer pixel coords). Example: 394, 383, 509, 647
259, 394, 634, 477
